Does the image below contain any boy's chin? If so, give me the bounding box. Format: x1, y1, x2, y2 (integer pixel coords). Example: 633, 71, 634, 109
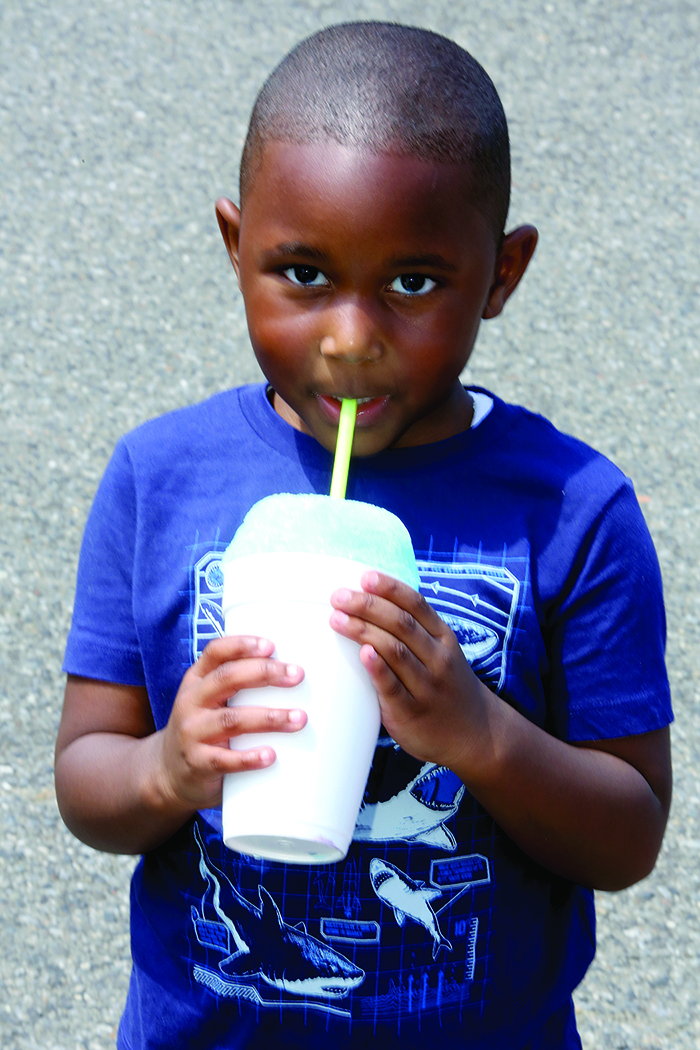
306, 421, 395, 458
310, 427, 385, 458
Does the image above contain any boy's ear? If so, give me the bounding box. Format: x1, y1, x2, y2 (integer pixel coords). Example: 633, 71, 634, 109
215, 197, 243, 283
483, 225, 538, 319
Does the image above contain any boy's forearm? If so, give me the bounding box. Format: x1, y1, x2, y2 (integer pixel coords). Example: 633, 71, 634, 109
451, 680, 671, 891
55, 731, 197, 854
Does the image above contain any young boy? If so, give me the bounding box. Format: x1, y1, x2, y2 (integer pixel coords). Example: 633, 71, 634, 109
56, 22, 673, 1050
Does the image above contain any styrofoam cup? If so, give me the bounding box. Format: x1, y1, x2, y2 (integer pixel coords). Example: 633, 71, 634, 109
221, 552, 385, 864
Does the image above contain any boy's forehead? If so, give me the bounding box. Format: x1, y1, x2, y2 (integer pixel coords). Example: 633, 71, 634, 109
247, 137, 477, 209
240, 138, 495, 260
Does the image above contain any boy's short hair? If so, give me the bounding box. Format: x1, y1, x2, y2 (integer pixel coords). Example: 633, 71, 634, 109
240, 21, 511, 243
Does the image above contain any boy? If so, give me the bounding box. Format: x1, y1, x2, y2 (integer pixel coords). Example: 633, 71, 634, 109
56, 22, 673, 1050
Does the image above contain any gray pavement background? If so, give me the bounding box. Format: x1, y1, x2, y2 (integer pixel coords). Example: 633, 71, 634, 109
1, 1, 698, 1046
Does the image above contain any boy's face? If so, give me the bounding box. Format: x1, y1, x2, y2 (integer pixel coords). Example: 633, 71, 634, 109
217, 140, 534, 455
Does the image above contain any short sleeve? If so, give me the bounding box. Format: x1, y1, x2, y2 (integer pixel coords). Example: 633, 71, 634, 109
546, 480, 673, 741
63, 439, 146, 686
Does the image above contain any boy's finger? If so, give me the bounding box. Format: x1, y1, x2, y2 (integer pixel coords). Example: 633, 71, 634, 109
193, 635, 275, 677
193, 705, 307, 745
359, 572, 447, 636
172, 741, 277, 788
225, 747, 277, 773
189, 656, 305, 707
330, 576, 439, 642
194, 741, 280, 778
358, 642, 414, 707
330, 587, 437, 668
330, 606, 427, 693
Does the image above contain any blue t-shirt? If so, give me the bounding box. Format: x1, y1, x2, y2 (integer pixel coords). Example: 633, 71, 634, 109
64, 384, 672, 1049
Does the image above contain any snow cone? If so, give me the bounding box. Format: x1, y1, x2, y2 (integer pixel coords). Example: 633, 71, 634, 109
221, 492, 420, 864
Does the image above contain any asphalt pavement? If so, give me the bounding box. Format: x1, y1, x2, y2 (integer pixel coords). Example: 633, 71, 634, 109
1, 1, 699, 1047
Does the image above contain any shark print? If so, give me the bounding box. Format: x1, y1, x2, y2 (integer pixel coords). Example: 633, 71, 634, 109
355, 763, 465, 850
191, 824, 365, 1000
369, 858, 453, 959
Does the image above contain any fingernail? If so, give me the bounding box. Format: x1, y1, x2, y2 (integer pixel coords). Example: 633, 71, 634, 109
285, 663, 301, 678
364, 572, 379, 588
334, 588, 352, 603
330, 610, 349, 628
288, 709, 304, 725
259, 748, 274, 765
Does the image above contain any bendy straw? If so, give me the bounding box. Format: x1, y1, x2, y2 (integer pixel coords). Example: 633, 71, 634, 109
329, 399, 357, 498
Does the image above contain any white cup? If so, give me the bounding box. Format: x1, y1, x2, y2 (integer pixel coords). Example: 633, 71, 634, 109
221, 551, 386, 864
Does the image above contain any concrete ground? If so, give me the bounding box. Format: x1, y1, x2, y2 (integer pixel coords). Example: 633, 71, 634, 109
1, 1, 698, 1047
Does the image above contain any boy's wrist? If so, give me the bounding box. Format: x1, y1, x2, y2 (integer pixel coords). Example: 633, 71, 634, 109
136, 730, 199, 828
447, 676, 510, 788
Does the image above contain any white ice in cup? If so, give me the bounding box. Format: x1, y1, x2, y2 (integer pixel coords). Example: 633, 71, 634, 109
221, 493, 420, 864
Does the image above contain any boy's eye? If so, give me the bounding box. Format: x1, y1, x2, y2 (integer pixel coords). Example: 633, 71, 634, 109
389, 274, 438, 296
283, 265, 328, 287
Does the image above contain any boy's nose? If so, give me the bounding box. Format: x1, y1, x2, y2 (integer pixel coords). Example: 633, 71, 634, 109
319, 302, 383, 364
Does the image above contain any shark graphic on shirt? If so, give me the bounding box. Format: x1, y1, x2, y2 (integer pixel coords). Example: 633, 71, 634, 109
355, 762, 465, 850
192, 823, 365, 999
369, 857, 452, 959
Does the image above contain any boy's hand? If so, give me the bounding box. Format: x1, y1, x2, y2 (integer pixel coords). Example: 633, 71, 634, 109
329, 572, 483, 769
56, 637, 306, 854
157, 635, 306, 812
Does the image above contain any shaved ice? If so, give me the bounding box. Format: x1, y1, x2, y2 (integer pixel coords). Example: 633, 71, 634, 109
223, 493, 420, 590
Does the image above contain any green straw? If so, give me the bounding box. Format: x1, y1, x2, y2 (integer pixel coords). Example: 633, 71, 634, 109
329, 399, 357, 498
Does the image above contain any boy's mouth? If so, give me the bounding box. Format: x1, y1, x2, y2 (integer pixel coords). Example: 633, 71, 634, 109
316, 393, 390, 426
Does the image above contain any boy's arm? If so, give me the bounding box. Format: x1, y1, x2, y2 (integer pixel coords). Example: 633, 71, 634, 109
330, 574, 672, 891
451, 688, 670, 891
55, 636, 306, 855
